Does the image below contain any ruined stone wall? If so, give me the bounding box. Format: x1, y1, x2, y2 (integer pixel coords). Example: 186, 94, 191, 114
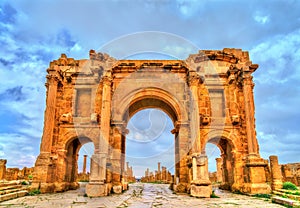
280, 163, 300, 186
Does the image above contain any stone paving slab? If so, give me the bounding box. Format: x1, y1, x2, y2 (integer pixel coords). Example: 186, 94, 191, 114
0, 183, 284, 208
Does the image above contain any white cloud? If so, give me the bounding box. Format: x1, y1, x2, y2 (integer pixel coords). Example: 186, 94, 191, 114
254, 14, 270, 24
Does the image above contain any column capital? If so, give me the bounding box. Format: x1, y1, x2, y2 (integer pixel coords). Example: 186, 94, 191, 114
102, 76, 112, 85
46, 74, 60, 86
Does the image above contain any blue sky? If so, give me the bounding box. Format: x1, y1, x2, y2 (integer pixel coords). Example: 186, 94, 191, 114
0, 0, 300, 177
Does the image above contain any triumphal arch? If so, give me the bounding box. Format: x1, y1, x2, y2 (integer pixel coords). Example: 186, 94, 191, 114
33, 48, 271, 197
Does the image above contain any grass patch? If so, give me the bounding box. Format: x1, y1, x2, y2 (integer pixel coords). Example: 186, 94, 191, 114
210, 191, 220, 198
27, 189, 41, 196
283, 182, 298, 191
253, 193, 271, 199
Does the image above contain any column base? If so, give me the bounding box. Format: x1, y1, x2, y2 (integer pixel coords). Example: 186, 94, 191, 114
86, 183, 109, 197
174, 182, 187, 193
242, 183, 271, 194
190, 184, 212, 198
190, 180, 212, 198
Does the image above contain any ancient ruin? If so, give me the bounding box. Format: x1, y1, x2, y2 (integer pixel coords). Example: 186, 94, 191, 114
140, 162, 172, 184
32, 48, 272, 197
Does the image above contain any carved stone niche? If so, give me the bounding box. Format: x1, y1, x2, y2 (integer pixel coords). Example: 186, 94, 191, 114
59, 112, 72, 123
231, 115, 240, 125
200, 114, 210, 125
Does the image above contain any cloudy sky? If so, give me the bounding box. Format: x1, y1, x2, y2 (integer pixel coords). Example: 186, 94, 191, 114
0, 0, 300, 177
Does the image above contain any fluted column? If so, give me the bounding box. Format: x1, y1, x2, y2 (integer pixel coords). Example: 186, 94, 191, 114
98, 76, 112, 181
40, 73, 59, 153
189, 74, 201, 154
242, 67, 259, 155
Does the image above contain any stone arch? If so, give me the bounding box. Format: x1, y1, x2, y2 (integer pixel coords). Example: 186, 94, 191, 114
62, 133, 95, 187
202, 130, 238, 191
112, 87, 188, 124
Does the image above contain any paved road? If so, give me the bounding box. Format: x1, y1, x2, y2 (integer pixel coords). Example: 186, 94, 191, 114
0, 183, 283, 207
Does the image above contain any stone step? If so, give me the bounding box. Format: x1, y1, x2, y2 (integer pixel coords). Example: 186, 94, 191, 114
0, 185, 22, 192
272, 196, 300, 207
0, 182, 18, 188
0, 187, 28, 195
0, 190, 28, 202
273, 190, 300, 201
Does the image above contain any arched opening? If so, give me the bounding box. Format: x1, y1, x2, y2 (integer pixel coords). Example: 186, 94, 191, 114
205, 137, 235, 191
77, 142, 95, 182
126, 108, 175, 180
64, 137, 94, 185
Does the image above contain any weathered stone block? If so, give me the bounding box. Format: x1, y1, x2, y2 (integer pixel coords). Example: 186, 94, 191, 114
190, 184, 212, 198
86, 183, 108, 197
112, 185, 122, 194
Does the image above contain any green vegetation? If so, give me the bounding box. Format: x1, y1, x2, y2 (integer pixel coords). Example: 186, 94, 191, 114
283, 182, 298, 191
253, 193, 271, 199
27, 189, 41, 196
210, 190, 220, 198
78, 179, 89, 182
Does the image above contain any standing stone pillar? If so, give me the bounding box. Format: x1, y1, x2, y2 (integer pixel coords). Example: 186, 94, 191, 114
190, 154, 212, 198
0, 159, 7, 180
86, 76, 112, 197
242, 65, 270, 194
269, 155, 283, 190
216, 158, 223, 183
157, 162, 161, 181
83, 155, 87, 174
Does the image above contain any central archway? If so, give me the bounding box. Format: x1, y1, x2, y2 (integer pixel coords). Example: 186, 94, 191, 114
110, 86, 193, 193
125, 108, 175, 179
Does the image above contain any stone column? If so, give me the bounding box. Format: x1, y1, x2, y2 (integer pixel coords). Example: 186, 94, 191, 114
40, 73, 59, 153
216, 158, 223, 183
269, 155, 283, 190
32, 71, 60, 191
242, 67, 259, 155
111, 125, 123, 193
189, 74, 201, 154
0, 159, 7, 180
176, 124, 190, 192
157, 162, 161, 181
83, 155, 87, 174
99, 76, 112, 179
241, 65, 271, 194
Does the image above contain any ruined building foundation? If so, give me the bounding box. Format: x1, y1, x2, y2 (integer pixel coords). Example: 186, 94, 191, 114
33, 48, 271, 197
